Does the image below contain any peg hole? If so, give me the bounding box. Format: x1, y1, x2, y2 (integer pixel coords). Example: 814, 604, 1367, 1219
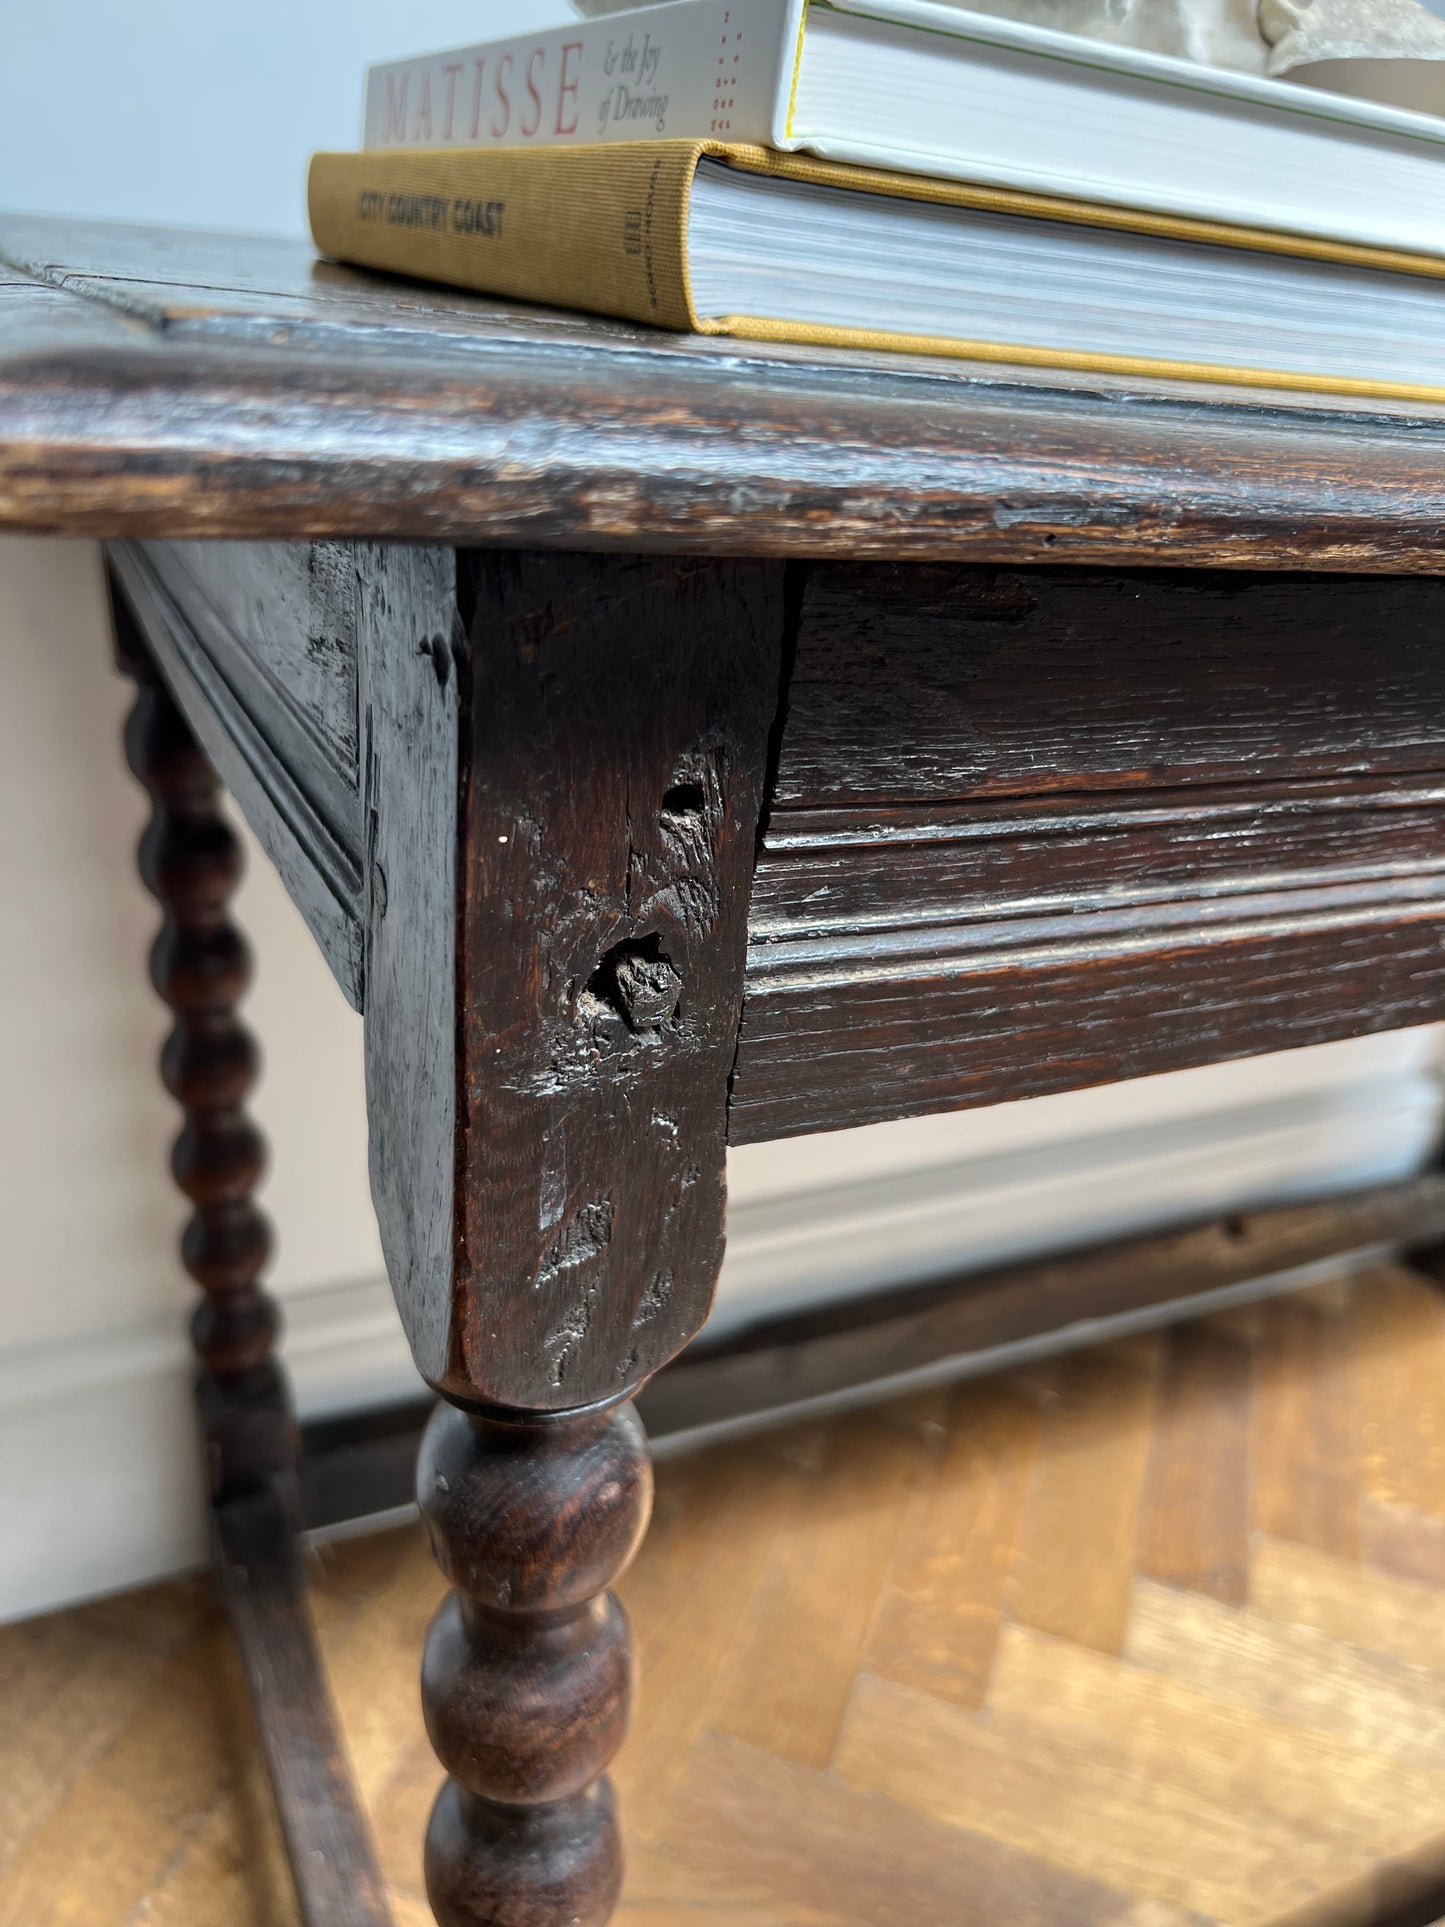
660, 782, 706, 831
585, 934, 682, 1035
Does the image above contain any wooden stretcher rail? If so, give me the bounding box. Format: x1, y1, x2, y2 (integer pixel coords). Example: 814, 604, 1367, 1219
298, 1178, 1445, 1527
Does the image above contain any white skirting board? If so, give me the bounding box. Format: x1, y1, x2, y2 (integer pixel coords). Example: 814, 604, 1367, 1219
1, 1029, 1440, 1624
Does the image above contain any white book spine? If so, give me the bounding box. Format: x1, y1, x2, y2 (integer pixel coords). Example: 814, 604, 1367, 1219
362, 0, 797, 151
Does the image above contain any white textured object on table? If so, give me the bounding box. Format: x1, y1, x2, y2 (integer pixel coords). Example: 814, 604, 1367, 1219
1259, 0, 1445, 69
1260, 0, 1445, 114
921, 0, 1445, 114
936, 0, 1268, 69
567, 0, 1445, 114
942, 0, 1445, 71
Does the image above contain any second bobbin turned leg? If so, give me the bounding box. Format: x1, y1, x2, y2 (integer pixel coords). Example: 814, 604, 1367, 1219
418, 1401, 651, 1927
359, 553, 783, 1927
116, 601, 291, 1503
111, 563, 395, 1927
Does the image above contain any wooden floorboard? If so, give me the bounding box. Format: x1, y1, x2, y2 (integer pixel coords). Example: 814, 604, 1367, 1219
1253, 1284, 1362, 1562
7, 1260, 1445, 1925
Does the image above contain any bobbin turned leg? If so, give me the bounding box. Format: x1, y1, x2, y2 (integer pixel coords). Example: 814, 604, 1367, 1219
112, 572, 394, 1927
358, 552, 783, 1927
417, 1401, 651, 1927
115, 603, 289, 1500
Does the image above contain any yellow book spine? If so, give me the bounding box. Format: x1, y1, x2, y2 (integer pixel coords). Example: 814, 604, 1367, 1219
308, 143, 710, 330
310, 140, 1445, 406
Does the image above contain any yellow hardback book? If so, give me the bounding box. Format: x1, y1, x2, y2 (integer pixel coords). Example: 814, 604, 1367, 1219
308, 141, 1445, 402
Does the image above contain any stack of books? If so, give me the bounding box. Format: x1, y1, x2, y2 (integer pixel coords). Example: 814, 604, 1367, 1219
309, 0, 1445, 400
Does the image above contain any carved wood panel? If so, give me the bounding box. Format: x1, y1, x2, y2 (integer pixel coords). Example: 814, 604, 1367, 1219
731, 562, 1445, 1141
770, 565, 1445, 809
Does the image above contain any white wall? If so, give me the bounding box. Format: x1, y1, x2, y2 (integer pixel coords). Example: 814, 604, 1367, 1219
8, 0, 1445, 246
2, 0, 573, 238
3, 5, 1442, 1619
1, 545, 382, 1359
0, 536, 398, 1619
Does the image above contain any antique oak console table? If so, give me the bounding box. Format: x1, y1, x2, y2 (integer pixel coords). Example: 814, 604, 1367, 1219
9, 214, 1445, 1926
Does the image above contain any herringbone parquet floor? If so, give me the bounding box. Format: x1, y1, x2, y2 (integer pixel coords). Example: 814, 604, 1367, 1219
7, 1262, 1445, 1926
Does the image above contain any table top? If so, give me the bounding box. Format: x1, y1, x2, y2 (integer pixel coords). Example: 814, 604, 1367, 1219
5, 211, 1445, 566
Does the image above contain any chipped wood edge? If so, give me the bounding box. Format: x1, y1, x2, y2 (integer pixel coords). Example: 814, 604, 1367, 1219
106, 541, 366, 1006
358, 544, 462, 1386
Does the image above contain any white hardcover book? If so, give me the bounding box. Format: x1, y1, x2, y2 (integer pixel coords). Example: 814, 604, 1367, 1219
364, 0, 791, 151
363, 0, 1445, 258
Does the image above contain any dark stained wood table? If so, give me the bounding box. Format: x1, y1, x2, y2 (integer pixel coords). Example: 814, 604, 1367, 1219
8, 213, 1445, 1927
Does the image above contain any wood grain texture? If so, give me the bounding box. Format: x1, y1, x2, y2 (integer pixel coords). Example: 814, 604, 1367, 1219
1004, 1340, 1159, 1654
706, 1403, 926, 1769
100, 533, 1445, 1161
114, 601, 281, 1410
8, 216, 1445, 565
1360, 1499, 1445, 1593
141, 541, 365, 852
732, 560, 1445, 1139
640, 1180, 1445, 1435
735, 896, 1445, 1140
417, 1400, 653, 1927
115, 600, 391, 1925
1138, 1319, 1254, 1607
109, 543, 366, 1007
295, 1184, 1445, 1535
1254, 1289, 1362, 1561
835, 1668, 1315, 1921
769, 565, 1445, 809
1126, 1578, 1445, 1774
654, 1725, 1159, 1927
748, 780, 1445, 946
858, 1378, 1041, 1711
212, 1493, 393, 1927
446, 551, 783, 1410
1252, 1538, 1445, 1674
16, 1265, 1445, 1927
356, 544, 462, 1386
983, 1621, 1445, 1869
1354, 1267, 1445, 1519
610, 1432, 800, 1850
